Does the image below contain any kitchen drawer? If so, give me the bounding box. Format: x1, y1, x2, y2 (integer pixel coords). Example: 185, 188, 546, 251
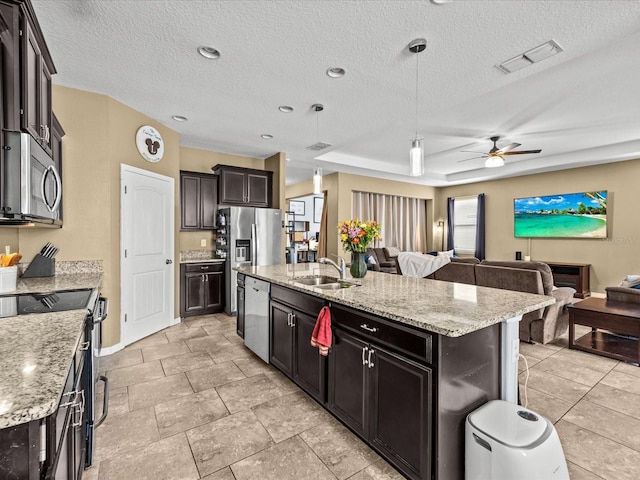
271, 284, 325, 314
184, 262, 224, 273
330, 304, 432, 364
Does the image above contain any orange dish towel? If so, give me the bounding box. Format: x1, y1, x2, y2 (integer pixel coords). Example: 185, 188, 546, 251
311, 306, 332, 356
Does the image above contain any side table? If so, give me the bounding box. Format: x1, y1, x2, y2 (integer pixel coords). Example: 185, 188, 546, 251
568, 297, 640, 365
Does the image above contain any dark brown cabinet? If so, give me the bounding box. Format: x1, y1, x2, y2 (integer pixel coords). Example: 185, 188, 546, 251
180, 171, 218, 231
20, 1, 55, 153
328, 328, 432, 480
0, 0, 21, 133
270, 285, 326, 403
0, 327, 87, 480
213, 164, 273, 207
180, 262, 225, 317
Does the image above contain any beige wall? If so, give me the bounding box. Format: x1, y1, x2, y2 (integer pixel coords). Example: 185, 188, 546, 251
437, 158, 640, 293
16, 86, 181, 347
286, 172, 437, 260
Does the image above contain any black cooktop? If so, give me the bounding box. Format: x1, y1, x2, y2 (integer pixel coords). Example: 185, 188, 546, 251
0, 289, 94, 318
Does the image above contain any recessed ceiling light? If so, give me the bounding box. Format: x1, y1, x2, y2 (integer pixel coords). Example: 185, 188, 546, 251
286, 157, 291, 162
279, 106, 294, 113
197, 46, 220, 59
326, 67, 346, 78
261, 134, 273, 139
171, 115, 188, 122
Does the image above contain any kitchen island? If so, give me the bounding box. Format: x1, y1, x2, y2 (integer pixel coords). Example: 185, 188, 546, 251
238, 263, 554, 480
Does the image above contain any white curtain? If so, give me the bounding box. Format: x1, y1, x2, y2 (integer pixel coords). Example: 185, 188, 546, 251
353, 192, 427, 252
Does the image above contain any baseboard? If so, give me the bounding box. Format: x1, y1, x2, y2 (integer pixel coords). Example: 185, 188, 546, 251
98, 342, 124, 357
98, 317, 181, 357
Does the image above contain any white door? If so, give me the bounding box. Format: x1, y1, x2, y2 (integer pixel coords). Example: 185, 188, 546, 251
121, 164, 174, 345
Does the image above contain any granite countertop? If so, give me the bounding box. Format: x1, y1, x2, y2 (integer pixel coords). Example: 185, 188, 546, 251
12, 273, 103, 295
237, 263, 555, 337
0, 310, 87, 429
180, 258, 226, 264
179, 251, 225, 264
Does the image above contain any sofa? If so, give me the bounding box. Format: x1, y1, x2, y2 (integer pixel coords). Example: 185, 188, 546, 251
366, 247, 398, 274
419, 258, 576, 344
605, 286, 640, 304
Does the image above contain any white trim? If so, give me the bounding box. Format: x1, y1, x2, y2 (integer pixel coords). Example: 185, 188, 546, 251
98, 342, 124, 357
170, 316, 181, 326
120, 163, 173, 182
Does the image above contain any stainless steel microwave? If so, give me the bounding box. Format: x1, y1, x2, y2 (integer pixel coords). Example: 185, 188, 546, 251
2, 131, 62, 225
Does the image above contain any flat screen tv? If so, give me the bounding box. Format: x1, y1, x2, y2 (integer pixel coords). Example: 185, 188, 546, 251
514, 191, 607, 238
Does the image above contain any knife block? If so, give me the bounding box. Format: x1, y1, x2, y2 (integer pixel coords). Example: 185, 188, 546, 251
21, 254, 56, 278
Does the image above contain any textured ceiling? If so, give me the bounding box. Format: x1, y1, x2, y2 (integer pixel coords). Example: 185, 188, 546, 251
31, 0, 640, 186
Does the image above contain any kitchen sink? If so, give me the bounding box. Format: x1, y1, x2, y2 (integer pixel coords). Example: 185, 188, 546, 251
294, 275, 339, 285
293, 276, 360, 290
314, 281, 360, 290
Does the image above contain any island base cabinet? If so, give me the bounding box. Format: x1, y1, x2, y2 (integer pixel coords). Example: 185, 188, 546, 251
329, 328, 432, 480
370, 348, 431, 480
270, 297, 326, 403
328, 329, 368, 437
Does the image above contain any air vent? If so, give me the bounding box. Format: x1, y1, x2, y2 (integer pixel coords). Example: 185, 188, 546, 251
497, 40, 563, 74
306, 142, 332, 151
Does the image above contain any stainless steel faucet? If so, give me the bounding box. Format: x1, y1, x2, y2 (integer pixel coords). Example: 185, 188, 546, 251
318, 257, 347, 280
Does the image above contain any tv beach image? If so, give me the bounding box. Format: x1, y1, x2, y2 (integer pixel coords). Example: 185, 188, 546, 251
514, 191, 607, 238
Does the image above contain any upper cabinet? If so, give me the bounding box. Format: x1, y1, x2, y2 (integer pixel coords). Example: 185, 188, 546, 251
0, 1, 20, 132
213, 164, 273, 208
180, 171, 218, 231
20, 0, 56, 154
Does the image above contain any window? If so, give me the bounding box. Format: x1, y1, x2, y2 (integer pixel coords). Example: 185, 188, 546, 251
453, 197, 478, 255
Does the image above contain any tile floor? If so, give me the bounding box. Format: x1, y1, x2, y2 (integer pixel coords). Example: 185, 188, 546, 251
86, 314, 640, 480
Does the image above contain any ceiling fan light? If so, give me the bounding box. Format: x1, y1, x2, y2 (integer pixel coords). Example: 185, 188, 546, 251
485, 155, 505, 168
313, 167, 323, 194
410, 138, 424, 176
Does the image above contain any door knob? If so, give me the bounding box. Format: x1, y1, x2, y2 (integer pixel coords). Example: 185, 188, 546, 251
166, 259, 173, 264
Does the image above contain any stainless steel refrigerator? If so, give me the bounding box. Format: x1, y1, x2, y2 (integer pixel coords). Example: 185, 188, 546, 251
220, 207, 282, 315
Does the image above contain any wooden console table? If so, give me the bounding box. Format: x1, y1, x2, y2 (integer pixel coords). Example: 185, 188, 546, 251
544, 261, 590, 298
568, 297, 640, 365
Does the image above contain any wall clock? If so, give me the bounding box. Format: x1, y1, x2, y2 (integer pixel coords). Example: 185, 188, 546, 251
136, 125, 164, 162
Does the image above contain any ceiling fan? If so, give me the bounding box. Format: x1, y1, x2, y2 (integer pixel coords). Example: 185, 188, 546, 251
460, 136, 542, 168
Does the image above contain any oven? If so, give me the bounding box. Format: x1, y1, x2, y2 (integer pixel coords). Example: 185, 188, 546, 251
0, 288, 108, 471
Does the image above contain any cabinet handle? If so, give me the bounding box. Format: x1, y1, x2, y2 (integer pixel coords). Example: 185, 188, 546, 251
360, 323, 378, 333
290, 313, 296, 327
287, 312, 291, 327
368, 348, 375, 368
362, 346, 369, 366
72, 390, 85, 427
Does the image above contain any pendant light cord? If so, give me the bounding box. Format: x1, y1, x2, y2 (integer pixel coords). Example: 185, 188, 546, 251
415, 50, 419, 140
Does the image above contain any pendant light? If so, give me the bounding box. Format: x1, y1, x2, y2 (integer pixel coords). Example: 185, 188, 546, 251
408, 38, 426, 177
311, 104, 324, 193
313, 167, 322, 194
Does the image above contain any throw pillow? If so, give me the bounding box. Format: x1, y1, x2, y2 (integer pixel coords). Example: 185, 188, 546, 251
620, 275, 640, 288
437, 249, 454, 258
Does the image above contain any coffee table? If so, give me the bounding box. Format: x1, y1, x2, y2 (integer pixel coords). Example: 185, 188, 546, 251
568, 297, 640, 365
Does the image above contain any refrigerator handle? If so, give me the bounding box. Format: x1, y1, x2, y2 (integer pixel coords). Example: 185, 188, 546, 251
251, 223, 257, 266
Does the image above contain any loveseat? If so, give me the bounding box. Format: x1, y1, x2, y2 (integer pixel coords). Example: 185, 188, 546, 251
422, 258, 576, 344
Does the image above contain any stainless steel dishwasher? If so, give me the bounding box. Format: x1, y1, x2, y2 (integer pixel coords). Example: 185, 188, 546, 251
244, 276, 271, 363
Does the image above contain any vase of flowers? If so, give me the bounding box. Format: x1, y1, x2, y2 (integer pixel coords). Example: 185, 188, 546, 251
338, 219, 382, 278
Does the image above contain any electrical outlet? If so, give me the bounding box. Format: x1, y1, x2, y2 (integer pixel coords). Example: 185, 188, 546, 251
200, 239, 207, 247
